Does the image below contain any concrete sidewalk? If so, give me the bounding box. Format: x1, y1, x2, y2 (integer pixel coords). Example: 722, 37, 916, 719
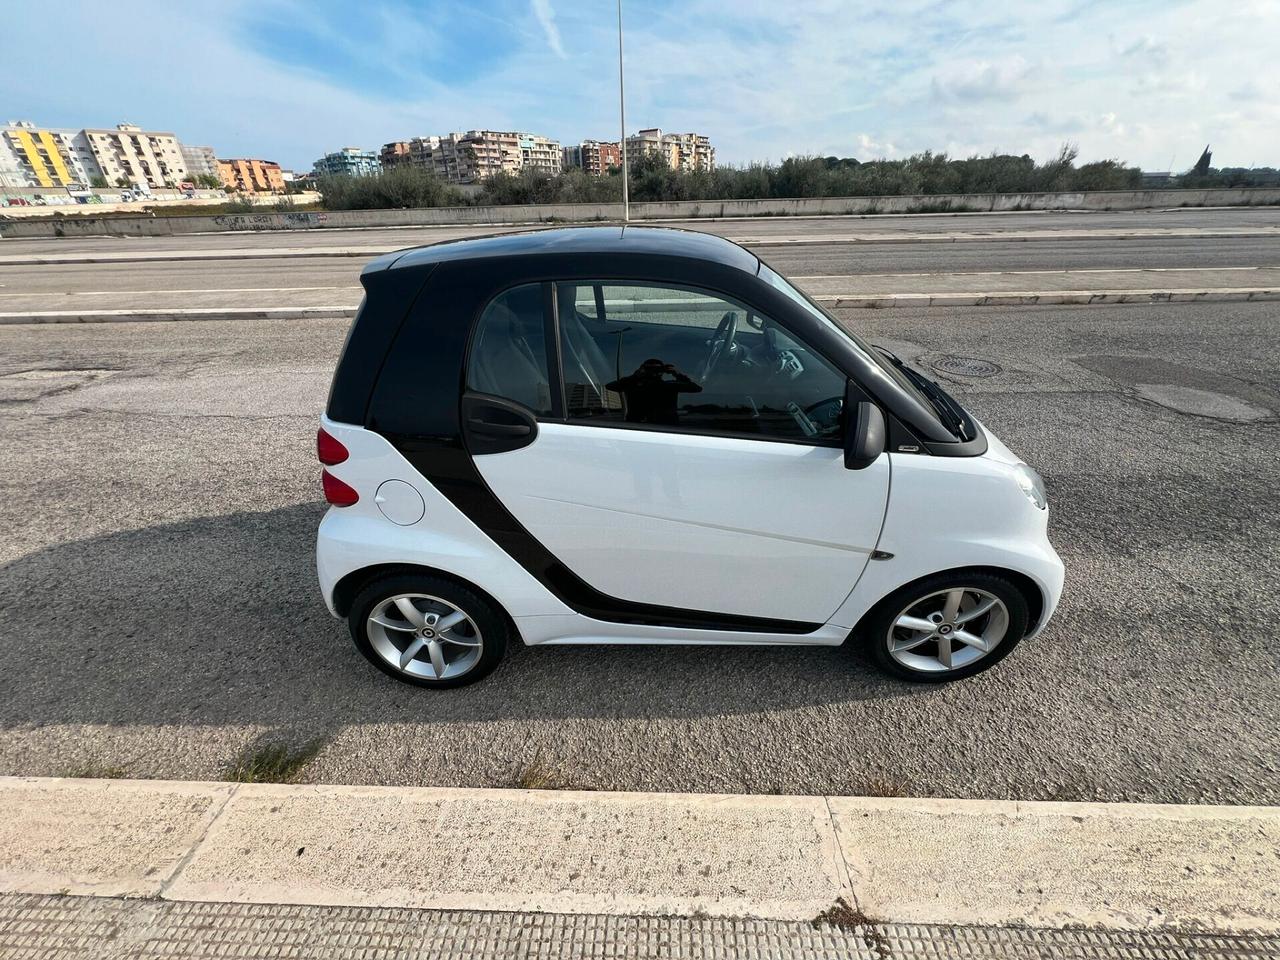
1, 776, 1276, 934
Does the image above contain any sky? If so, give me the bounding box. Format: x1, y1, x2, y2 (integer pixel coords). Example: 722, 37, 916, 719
4, 0, 1278, 172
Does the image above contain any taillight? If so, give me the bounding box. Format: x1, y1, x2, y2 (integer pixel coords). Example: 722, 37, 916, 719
317, 428, 348, 465
322, 469, 359, 507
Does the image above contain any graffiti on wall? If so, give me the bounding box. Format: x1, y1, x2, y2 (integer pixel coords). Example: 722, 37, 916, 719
209, 212, 330, 231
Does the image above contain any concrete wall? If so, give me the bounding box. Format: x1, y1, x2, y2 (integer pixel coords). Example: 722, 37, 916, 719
3, 187, 1278, 239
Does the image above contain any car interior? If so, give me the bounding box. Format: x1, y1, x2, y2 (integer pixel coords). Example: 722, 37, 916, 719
468, 280, 848, 442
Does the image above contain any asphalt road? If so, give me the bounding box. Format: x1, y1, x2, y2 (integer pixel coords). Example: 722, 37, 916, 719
4, 207, 1280, 316
0, 298, 1276, 804
5, 235, 1280, 297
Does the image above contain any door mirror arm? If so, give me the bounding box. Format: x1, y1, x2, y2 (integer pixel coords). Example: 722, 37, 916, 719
844, 385, 886, 470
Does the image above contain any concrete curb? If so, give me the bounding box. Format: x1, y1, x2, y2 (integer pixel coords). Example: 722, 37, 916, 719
2, 288, 1277, 324
0, 306, 359, 324
0, 249, 391, 266
0, 777, 1276, 933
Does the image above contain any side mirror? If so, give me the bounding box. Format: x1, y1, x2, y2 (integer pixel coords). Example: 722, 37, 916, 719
844, 396, 886, 470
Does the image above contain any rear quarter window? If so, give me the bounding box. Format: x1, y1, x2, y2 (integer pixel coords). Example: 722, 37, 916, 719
465, 283, 553, 415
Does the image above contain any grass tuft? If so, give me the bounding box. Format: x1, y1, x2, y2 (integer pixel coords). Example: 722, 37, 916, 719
853, 775, 910, 798
226, 739, 325, 784
508, 748, 590, 791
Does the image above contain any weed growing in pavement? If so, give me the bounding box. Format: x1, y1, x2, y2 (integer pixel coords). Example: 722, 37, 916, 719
812, 898, 890, 958
852, 775, 909, 798
226, 738, 325, 784
508, 748, 591, 791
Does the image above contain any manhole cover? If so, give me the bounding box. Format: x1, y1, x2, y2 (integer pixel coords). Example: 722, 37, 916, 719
931, 355, 1002, 378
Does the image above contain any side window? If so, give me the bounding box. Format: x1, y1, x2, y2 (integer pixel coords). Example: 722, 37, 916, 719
556, 282, 847, 442
466, 283, 553, 415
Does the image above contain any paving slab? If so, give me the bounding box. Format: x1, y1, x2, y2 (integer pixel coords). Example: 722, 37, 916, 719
166, 783, 849, 920
0, 777, 233, 898
830, 796, 1280, 933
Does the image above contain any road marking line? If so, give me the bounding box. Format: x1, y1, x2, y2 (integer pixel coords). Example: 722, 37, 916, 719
791, 266, 1272, 279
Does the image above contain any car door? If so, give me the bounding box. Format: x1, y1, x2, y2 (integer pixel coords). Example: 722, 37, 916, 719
465, 280, 890, 627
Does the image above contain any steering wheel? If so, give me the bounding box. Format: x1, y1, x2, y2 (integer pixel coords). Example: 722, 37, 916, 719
699, 311, 739, 384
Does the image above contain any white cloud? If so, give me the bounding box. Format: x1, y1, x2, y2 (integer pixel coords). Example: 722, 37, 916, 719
855, 133, 898, 159
531, 0, 567, 59
931, 55, 1037, 103
1098, 112, 1125, 136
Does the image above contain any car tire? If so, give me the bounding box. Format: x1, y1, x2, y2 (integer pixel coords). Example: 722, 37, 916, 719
859, 571, 1030, 683
348, 573, 508, 689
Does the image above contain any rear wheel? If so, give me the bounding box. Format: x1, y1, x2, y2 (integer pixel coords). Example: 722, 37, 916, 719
860, 572, 1029, 682
348, 574, 508, 688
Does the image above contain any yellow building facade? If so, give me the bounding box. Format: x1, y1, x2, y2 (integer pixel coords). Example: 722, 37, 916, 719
5, 127, 75, 187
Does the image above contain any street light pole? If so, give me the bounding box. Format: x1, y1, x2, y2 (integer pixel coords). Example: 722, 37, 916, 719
617, 0, 629, 223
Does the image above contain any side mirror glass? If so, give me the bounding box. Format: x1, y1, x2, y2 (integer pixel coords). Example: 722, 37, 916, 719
844, 395, 886, 470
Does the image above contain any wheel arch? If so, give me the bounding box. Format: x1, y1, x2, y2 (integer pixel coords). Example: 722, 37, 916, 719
332, 562, 522, 642
849, 564, 1045, 639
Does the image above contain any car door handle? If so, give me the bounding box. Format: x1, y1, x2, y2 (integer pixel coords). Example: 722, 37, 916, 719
467, 418, 532, 437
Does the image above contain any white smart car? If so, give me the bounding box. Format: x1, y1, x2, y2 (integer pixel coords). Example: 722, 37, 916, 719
316, 227, 1063, 688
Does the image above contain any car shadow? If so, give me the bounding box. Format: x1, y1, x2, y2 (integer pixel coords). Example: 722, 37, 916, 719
0, 504, 915, 732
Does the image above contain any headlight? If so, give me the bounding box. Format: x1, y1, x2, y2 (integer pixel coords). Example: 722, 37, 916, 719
1013, 463, 1047, 510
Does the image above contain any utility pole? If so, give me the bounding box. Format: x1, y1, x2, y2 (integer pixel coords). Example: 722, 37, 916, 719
617, 0, 629, 222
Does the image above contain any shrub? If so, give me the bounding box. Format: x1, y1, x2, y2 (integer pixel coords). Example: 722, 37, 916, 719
317, 165, 466, 210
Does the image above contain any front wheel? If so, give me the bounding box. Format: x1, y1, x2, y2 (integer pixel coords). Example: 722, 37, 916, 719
859, 572, 1030, 682
348, 574, 508, 688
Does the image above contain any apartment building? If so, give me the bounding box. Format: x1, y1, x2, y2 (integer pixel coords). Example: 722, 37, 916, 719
313, 147, 380, 177
625, 128, 715, 172
81, 123, 190, 187
457, 130, 562, 180
0, 137, 22, 188
181, 144, 217, 179
383, 130, 561, 184
217, 158, 285, 193
515, 132, 562, 175
666, 132, 715, 172
1, 120, 103, 187
380, 141, 412, 167
562, 139, 622, 176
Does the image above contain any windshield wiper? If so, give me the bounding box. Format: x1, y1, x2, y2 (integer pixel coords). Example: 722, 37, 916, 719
873, 346, 970, 440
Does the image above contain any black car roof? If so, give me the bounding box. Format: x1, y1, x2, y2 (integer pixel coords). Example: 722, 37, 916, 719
368, 225, 761, 276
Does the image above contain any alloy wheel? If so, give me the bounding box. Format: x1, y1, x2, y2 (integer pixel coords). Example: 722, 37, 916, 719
886, 587, 1010, 674
366, 593, 484, 681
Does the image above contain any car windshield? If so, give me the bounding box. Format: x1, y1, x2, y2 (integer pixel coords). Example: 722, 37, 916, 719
756, 261, 960, 433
